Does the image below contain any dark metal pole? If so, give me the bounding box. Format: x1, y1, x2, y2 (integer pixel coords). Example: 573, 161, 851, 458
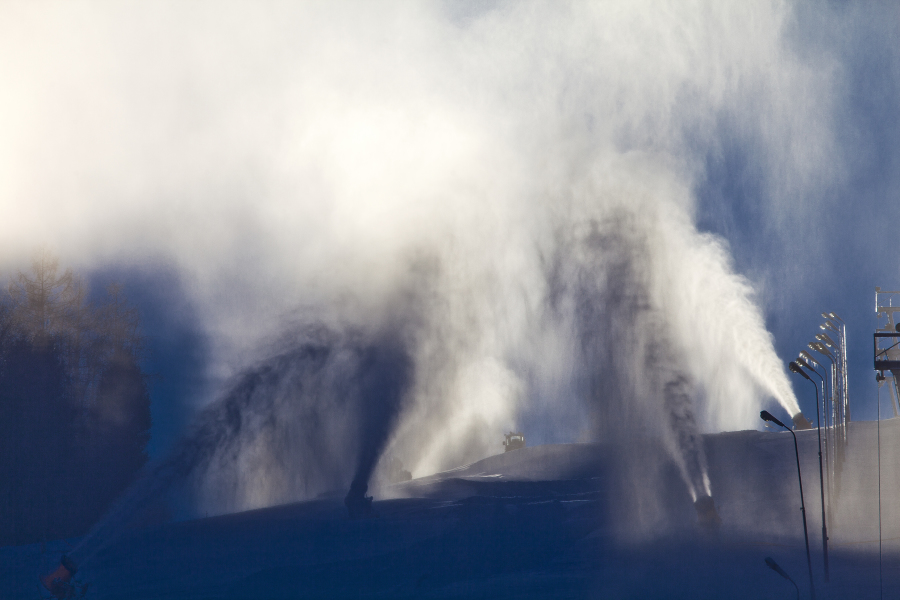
808, 379, 829, 581
765, 556, 800, 600
877, 374, 884, 600
807, 346, 834, 511
801, 352, 833, 526
794, 361, 831, 581
789, 426, 816, 600
761, 410, 816, 600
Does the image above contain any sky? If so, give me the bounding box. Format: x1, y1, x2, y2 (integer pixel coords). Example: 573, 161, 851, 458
1, 0, 899, 475
690, 2, 900, 424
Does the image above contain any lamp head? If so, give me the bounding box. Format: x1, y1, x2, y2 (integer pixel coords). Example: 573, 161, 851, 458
799, 350, 820, 367
811, 342, 834, 359
760, 410, 787, 429
800, 350, 822, 366
789, 361, 812, 381
765, 557, 792, 582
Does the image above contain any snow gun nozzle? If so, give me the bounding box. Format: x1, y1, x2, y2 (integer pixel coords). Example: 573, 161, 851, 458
40, 555, 78, 599
791, 412, 812, 430
693, 495, 722, 531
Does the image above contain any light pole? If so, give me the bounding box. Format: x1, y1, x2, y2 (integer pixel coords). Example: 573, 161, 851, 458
799, 351, 831, 434
816, 333, 847, 432
816, 329, 847, 435
798, 352, 834, 527
812, 340, 849, 522
761, 409, 815, 600
765, 557, 800, 600
811, 341, 840, 446
823, 312, 849, 426
790, 361, 829, 582
800, 351, 831, 459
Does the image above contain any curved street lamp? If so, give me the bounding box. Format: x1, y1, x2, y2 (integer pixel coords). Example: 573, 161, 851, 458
789, 361, 830, 581
797, 352, 833, 524
811, 339, 848, 530
821, 321, 840, 336
815, 335, 843, 412
760, 409, 816, 600
811, 342, 841, 440
821, 312, 849, 428
799, 352, 828, 399
817, 333, 839, 350
765, 557, 800, 600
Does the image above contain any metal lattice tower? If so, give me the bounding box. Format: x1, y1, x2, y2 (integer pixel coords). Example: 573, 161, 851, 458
874, 288, 900, 415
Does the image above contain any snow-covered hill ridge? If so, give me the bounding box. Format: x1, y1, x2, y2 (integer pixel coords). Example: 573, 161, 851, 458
5, 420, 900, 599
410, 442, 615, 482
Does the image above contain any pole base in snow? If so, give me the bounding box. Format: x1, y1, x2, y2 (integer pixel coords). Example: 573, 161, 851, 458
345, 480, 376, 519
40, 555, 78, 599
345, 493, 375, 519
694, 495, 722, 530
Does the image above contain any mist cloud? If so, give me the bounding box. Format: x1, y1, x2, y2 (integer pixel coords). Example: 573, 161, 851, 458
1, 1, 844, 513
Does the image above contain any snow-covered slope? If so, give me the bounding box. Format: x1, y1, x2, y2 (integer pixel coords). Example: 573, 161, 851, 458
4, 420, 900, 599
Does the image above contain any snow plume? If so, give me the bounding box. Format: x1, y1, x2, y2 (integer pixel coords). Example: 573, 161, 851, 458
185, 324, 414, 515
544, 208, 708, 506
70, 315, 416, 564
1, 1, 827, 530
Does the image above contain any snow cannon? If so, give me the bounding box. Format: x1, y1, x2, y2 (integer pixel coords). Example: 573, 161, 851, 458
344, 480, 375, 519
693, 495, 722, 530
503, 432, 526, 452
792, 413, 812, 430
40, 554, 78, 599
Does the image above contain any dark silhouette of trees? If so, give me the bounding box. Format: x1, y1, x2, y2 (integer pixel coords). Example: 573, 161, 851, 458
0, 251, 151, 545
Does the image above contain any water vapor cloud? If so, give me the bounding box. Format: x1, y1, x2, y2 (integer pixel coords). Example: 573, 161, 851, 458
1, 1, 832, 521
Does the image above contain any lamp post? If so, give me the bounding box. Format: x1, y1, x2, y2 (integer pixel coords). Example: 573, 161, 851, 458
816, 332, 843, 426
812, 340, 849, 525
816, 326, 848, 434
811, 342, 840, 445
800, 351, 832, 449
789, 361, 829, 581
798, 352, 833, 526
765, 557, 800, 600
823, 312, 849, 426
761, 409, 815, 600
799, 351, 831, 431
819, 312, 850, 423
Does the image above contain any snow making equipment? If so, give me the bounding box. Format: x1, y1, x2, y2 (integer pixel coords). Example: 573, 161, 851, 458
693, 494, 722, 530
792, 413, 813, 430
503, 432, 525, 452
344, 479, 375, 519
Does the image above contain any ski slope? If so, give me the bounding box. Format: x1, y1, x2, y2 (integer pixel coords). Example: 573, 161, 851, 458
4, 419, 900, 599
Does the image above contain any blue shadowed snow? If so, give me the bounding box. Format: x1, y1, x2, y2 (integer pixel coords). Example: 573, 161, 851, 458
4, 421, 900, 599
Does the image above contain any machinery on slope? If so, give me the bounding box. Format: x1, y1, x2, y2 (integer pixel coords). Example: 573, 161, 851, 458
503, 432, 526, 452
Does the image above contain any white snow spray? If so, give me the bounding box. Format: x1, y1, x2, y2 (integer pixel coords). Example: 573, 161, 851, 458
67, 320, 417, 566
4, 0, 824, 552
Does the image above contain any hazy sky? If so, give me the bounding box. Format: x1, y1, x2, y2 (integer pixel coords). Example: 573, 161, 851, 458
2, 1, 899, 463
